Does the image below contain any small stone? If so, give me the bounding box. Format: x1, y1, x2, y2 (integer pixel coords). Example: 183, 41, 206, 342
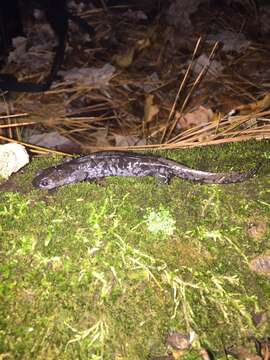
248, 220, 268, 240
0, 143, 29, 179
249, 256, 270, 276
252, 311, 267, 327
226, 346, 262, 360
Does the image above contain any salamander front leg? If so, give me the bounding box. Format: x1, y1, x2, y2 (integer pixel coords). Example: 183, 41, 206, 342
85, 176, 106, 186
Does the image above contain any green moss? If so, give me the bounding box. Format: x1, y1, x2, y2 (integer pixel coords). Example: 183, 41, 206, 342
0, 140, 269, 359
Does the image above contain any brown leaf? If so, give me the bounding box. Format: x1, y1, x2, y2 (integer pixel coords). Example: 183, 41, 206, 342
144, 95, 159, 124
136, 37, 151, 51
176, 106, 214, 130
90, 129, 111, 147
113, 47, 135, 68
233, 93, 270, 115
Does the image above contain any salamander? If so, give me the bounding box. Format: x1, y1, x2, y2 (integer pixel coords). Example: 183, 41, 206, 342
32, 151, 258, 190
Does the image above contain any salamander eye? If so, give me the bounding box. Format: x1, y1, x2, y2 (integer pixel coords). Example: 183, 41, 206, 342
40, 179, 50, 187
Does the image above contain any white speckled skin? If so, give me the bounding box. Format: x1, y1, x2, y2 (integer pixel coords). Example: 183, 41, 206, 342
32, 151, 257, 189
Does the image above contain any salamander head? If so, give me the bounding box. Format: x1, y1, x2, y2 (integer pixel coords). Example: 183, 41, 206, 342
32, 165, 87, 190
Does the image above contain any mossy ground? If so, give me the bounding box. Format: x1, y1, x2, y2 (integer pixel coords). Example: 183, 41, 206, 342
0, 140, 269, 359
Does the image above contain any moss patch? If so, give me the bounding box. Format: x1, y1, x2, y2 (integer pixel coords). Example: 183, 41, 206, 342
0, 140, 269, 359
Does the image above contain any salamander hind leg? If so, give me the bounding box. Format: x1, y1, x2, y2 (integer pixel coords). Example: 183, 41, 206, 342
154, 173, 172, 185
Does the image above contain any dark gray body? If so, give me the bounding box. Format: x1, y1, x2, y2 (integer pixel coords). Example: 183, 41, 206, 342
32, 151, 257, 190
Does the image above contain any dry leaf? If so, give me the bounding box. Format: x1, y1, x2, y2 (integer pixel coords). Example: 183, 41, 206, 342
233, 93, 270, 115
136, 37, 151, 51
144, 95, 159, 124
176, 106, 214, 130
59, 64, 115, 88
90, 129, 111, 147
207, 31, 251, 53
192, 54, 224, 77
113, 47, 135, 68
122, 9, 148, 21
28, 131, 72, 148
113, 34, 150, 68
114, 134, 146, 146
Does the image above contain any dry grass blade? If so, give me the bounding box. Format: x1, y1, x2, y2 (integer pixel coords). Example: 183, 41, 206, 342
165, 41, 220, 143
0, 4, 269, 154
161, 37, 202, 143
0, 122, 35, 129
0, 134, 72, 156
